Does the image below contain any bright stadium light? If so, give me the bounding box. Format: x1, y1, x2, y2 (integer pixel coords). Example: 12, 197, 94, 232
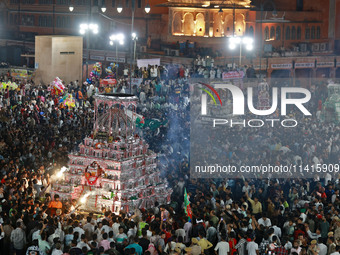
79, 23, 99, 35
228, 36, 254, 66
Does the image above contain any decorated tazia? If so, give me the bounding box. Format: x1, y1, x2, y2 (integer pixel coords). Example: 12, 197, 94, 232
51, 93, 172, 213
84, 161, 104, 185
59, 93, 76, 108
87, 62, 102, 84
0, 81, 18, 90
105, 62, 117, 78
50, 77, 65, 96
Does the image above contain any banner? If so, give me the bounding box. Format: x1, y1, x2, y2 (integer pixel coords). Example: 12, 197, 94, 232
137, 58, 160, 68
100, 79, 117, 86
136, 118, 168, 130
271, 63, 292, 69
316, 62, 334, 68
90, 55, 105, 61
11, 69, 33, 79
106, 56, 126, 63
295, 63, 315, 68
222, 71, 244, 80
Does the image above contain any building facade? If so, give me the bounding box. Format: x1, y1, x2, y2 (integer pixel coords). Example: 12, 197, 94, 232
1, 0, 340, 80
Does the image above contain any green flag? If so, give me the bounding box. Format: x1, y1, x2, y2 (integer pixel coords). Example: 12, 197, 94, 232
136, 118, 168, 131
136, 117, 145, 128
184, 188, 192, 220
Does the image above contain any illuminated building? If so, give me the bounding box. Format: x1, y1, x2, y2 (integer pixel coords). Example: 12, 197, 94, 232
1, 0, 340, 80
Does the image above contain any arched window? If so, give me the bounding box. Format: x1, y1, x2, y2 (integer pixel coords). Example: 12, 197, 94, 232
30, 15, 35, 26
21, 15, 26, 26
296, 0, 303, 11
224, 14, 233, 37
43, 16, 47, 27
172, 12, 182, 34
183, 13, 194, 36
316, 26, 321, 39
305, 27, 310, 39
270, 26, 275, 39
213, 13, 222, 37
297, 26, 301, 39
291, 26, 296, 40
56, 16, 61, 27
47, 16, 52, 27
248, 26, 254, 37
235, 13, 245, 36
276, 26, 281, 40
264, 26, 269, 40
285, 26, 290, 40
196, 13, 205, 37
311, 26, 315, 39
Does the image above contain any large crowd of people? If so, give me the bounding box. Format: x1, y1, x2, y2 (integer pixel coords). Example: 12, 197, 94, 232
0, 64, 339, 255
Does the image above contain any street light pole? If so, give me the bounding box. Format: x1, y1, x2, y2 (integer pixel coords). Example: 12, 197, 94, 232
116, 0, 150, 93
86, 0, 91, 80
110, 33, 125, 79
86, 32, 90, 81
239, 43, 242, 67
80, 23, 99, 81
229, 36, 253, 68
18, 0, 21, 36
259, 4, 263, 76
53, 0, 55, 34
133, 39, 137, 69
70, 0, 105, 82
129, 0, 135, 93
233, 3, 235, 36
116, 43, 118, 76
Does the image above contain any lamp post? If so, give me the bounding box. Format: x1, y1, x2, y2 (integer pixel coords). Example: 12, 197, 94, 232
129, 1, 135, 93
260, 4, 263, 76
145, 2, 151, 13
117, 1, 123, 13
229, 36, 254, 67
69, 0, 106, 81
101, 1, 107, 13
53, 0, 55, 34
79, 23, 99, 80
110, 33, 125, 77
132, 32, 138, 78
117, 1, 151, 93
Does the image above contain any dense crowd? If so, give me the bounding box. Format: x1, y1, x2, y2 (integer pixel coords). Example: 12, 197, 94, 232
127, 56, 254, 84
0, 65, 339, 255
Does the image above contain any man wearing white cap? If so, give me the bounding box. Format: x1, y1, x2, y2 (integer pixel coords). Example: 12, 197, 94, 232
185, 238, 201, 255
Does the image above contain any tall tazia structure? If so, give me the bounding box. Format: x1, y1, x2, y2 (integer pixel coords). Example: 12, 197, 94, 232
52, 94, 172, 213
